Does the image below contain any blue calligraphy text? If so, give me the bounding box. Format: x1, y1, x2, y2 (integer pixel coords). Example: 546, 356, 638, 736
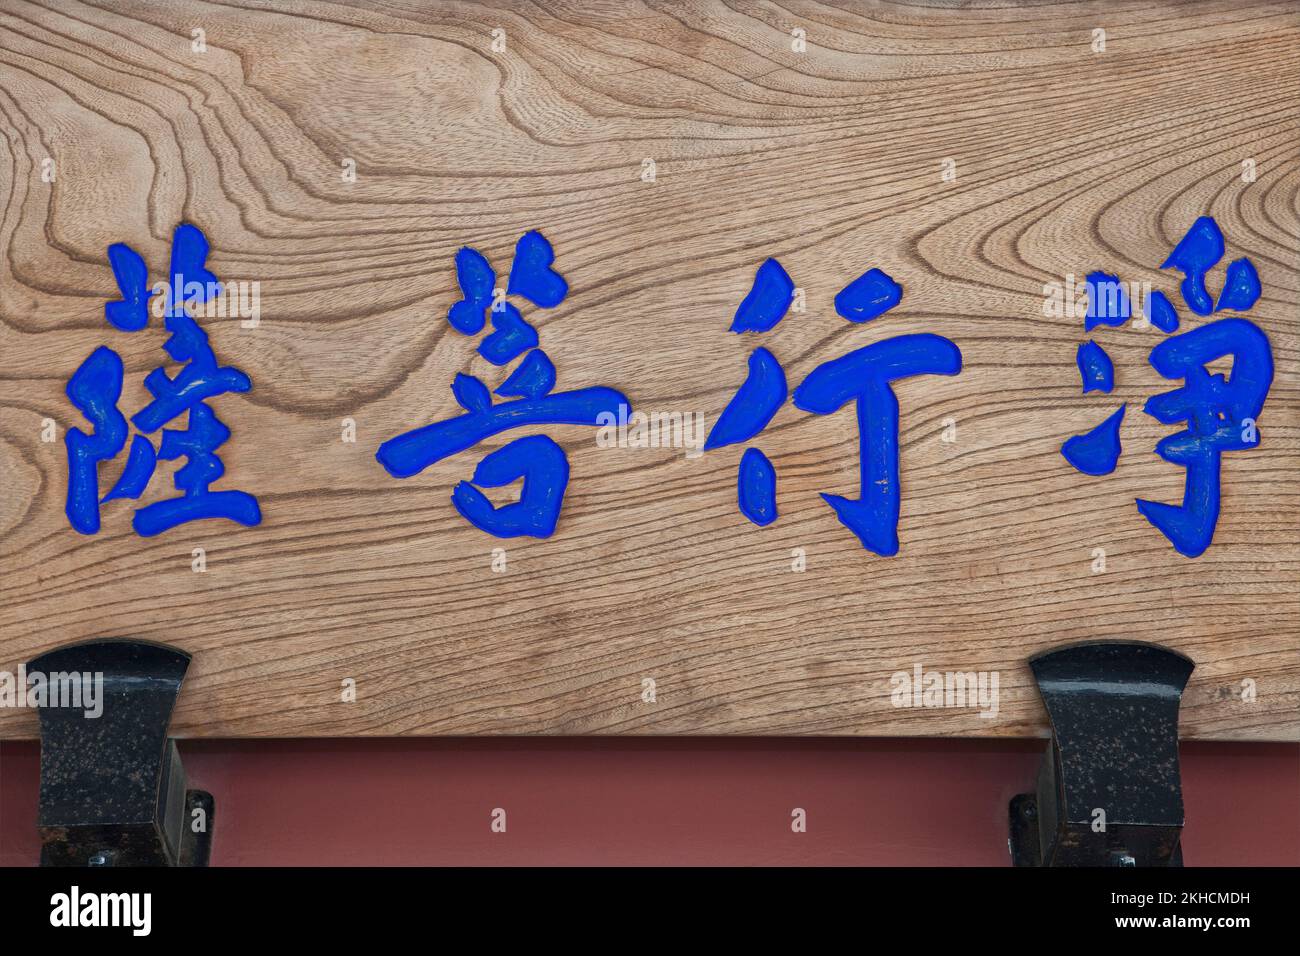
65, 223, 259, 537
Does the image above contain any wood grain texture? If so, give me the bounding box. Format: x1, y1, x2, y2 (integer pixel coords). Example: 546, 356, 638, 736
0, 0, 1297, 739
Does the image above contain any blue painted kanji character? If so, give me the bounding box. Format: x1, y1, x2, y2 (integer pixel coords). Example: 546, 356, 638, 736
376, 231, 627, 538
1060, 215, 1273, 557
708, 259, 962, 553
64, 222, 260, 536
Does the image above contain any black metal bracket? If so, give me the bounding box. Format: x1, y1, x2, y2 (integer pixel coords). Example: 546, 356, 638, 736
1009, 640, 1193, 867
29, 639, 213, 867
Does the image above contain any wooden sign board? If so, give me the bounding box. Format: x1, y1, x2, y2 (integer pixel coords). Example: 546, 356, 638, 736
0, 1, 1296, 739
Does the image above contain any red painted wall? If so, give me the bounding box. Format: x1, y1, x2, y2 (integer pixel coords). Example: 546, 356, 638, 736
2, 739, 1296, 866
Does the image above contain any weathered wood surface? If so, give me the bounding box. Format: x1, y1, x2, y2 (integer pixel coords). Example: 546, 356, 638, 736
0, 0, 1296, 739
